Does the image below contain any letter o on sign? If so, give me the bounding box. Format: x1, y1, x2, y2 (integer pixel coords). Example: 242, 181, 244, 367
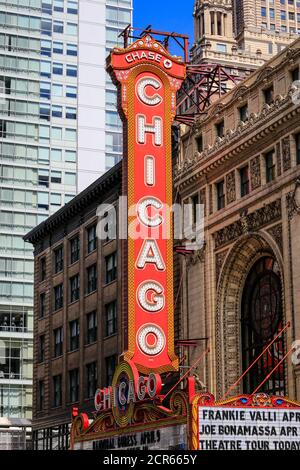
147, 373, 162, 398
163, 59, 172, 69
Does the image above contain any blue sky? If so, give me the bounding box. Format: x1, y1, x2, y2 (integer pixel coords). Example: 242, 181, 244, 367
133, 0, 195, 55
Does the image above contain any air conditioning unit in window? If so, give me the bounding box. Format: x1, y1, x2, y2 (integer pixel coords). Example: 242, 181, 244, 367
231, 69, 239, 76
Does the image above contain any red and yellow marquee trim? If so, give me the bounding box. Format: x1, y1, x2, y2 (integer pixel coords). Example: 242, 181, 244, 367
107, 35, 186, 374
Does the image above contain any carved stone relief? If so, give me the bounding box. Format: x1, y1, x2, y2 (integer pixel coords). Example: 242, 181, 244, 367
250, 156, 261, 190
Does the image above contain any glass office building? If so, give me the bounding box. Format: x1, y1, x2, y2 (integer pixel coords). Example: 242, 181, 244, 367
0, 0, 132, 424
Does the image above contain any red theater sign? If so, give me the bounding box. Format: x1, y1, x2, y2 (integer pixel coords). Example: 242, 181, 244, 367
107, 35, 185, 374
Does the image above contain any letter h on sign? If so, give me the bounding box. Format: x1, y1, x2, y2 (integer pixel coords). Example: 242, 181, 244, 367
107, 35, 186, 374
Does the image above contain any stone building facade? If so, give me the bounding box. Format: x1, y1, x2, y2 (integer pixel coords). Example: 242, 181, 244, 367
175, 38, 300, 401
24, 163, 123, 449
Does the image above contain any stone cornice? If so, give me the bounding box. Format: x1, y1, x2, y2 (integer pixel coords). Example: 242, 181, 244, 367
175, 91, 300, 189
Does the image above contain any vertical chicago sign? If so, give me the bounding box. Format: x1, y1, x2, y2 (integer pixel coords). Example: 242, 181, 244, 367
107, 35, 185, 374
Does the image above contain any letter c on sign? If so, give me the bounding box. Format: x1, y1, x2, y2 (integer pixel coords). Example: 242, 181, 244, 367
137, 197, 163, 228
137, 77, 162, 106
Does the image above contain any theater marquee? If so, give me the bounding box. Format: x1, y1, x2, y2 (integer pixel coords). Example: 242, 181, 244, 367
191, 393, 300, 451
107, 35, 186, 374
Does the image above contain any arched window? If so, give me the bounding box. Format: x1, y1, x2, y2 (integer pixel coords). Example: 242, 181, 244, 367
241, 256, 285, 396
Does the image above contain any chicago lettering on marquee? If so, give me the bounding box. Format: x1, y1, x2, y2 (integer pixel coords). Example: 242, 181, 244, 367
107, 35, 186, 374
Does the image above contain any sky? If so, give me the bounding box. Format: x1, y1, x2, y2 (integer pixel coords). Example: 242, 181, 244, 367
133, 0, 195, 56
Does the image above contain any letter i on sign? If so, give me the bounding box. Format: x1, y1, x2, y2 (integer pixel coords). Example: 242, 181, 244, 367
107, 35, 186, 374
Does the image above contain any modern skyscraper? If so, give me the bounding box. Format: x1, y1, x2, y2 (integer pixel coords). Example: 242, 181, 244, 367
0, 0, 132, 435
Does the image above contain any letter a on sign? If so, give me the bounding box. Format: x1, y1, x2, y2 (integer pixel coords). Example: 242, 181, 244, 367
107, 35, 185, 374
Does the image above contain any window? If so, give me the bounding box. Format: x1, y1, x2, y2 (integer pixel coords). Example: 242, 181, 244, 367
40, 103, 50, 120
196, 134, 203, 153
53, 21, 64, 34
50, 194, 61, 209
52, 127, 62, 140
242, 257, 285, 396
39, 335, 45, 363
53, 62, 63, 75
239, 104, 248, 123
67, 1, 78, 14
216, 180, 225, 210
69, 319, 79, 351
39, 170, 50, 187
51, 149, 62, 162
65, 172, 76, 186
240, 166, 250, 197
65, 128, 76, 141
65, 150, 76, 163
66, 65, 77, 77
191, 193, 199, 225
268, 42, 274, 55
52, 105, 62, 118
40, 82, 51, 99
54, 0, 64, 11
66, 23, 77, 35
289, 12, 295, 20
216, 43, 227, 53
263, 86, 274, 105
291, 68, 299, 82
105, 355, 116, 386
86, 264, 97, 294
53, 41, 63, 54
281, 10, 286, 20
70, 236, 80, 264
53, 374, 62, 407
86, 362, 97, 398
66, 107, 76, 119
216, 120, 224, 138
66, 43, 77, 56
70, 274, 79, 303
105, 252, 117, 284
54, 326, 63, 357
41, 39, 51, 57
38, 381, 45, 411
296, 134, 300, 165
41, 19, 52, 36
69, 368, 79, 402
105, 301, 117, 337
265, 150, 276, 182
40, 292, 46, 318
261, 6, 267, 17
86, 311, 97, 344
54, 284, 63, 311
66, 86, 77, 98
270, 8, 275, 19
54, 246, 63, 273
51, 170, 62, 184
40, 257, 46, 281
87, 225, 97, 253
52, 84, 63, 97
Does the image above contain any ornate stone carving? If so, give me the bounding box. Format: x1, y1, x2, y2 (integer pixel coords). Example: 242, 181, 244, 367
276, 142, 282, 176
186, 242, 206, 268
250, 156, 261, 190
286, 178, 300, 219
226, 171, 236, 205
266, 224, 283, 254
214, 199, 282, 249
216, 249, 229, 285
256, 66, 274, 84
282, 137, 291, 172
